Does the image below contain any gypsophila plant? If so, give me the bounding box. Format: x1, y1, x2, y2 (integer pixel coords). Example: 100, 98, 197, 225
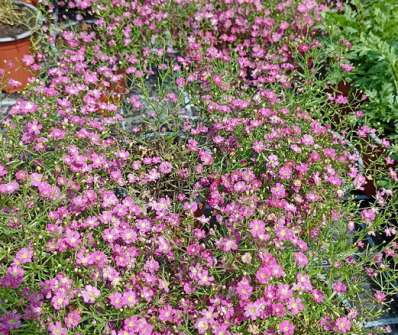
0, 1, 397, 335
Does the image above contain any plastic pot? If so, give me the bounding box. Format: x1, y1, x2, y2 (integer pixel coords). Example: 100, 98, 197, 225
0, 98, 17, 124
0, 2, 39, 93
52, 1, 97, 23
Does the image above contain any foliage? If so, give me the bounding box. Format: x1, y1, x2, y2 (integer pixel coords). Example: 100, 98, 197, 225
323, 0, 398, 153
0, 0, 34, 28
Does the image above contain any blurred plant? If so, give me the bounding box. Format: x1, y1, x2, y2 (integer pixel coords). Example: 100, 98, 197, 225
0, 0, 32, 28
323, 0, 398, 152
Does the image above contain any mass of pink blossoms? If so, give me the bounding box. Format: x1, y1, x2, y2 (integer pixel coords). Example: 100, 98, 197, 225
0, 0, 396, 335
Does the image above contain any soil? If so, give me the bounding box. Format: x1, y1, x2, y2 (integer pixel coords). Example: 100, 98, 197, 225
0, 22, 29, 38
0, 5, 35, 39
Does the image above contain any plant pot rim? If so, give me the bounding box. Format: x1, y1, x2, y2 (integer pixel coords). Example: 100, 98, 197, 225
0, 1, 40, 43
0, 97, 17, 107
0, 98, 17, 123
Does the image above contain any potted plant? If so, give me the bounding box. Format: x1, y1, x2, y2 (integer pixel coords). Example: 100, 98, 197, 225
0, 0, 40, 93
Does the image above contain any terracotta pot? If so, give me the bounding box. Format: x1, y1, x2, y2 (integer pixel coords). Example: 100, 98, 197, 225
0, 2, 38, 93
98, 74, 127, 116
23, 0, 38, 5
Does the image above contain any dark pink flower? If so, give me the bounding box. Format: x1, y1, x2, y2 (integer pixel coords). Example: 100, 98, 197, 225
0, 311, 21, 331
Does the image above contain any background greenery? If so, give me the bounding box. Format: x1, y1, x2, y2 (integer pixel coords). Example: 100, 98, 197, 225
322, 0, 398, 156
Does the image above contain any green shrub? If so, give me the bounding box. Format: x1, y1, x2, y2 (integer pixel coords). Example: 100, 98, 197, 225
323, 0, 398, 150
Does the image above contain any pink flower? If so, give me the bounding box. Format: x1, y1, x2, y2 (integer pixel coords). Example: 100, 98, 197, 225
13, 247, 33, 265
36, 182, 61, 200
25, 120, 42, 135
327, 175, 342, 187
287, 297, 304, 315
244, 300, 264, 320
64, 229, 81, 248
0, 311, 21, 331
332, 281, 347, 294
233, 181, 247, 193
157, 236, 171, 254
340, 63, 353, 72
0, 164, 7, 177
101, 191, 119, 208
49, 128, 66, 140
279, 165, 292, 180
335, 95, 349, 104
252, 141, 265, 153
144, 258, 160, 273
195, 317, 210, 334
158, 304, 175, 322
81, 285, 100, 304
159, 161, 173, 174
355, 110, 364, 118
361, 208, 377, 223
0, 181, 20, 194
279, 320, 295, 335
374, 290, 386, 303
48, 321, 68, 335
22, 54, 35, 66
176, 77, 186, 87
1, 265, 25, 288
217, 237, 238, 252
293, 252, 308, 268
295, 273, 312, 292
124, 316, 153, 335
298, 43, 309, 54
236, 277, 253, 300
335, 317, 351, 333
122, 290, 137, 307
320, 316, 334, 331
271, 183, 286, 198
8, 79, 22, 88
214, 324, 230, 335
271, 303, 286, 317
311, 289, 325, 303
277, 284, 293, 301
256, 265, 273, 284
249, 219, 266, 239
197, 269, 214, 286
301, 134, 314, 146
199, 150, 214, 166
51, 293, 70, 310
109, 292, 124, 309
65, 310, 81, 328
